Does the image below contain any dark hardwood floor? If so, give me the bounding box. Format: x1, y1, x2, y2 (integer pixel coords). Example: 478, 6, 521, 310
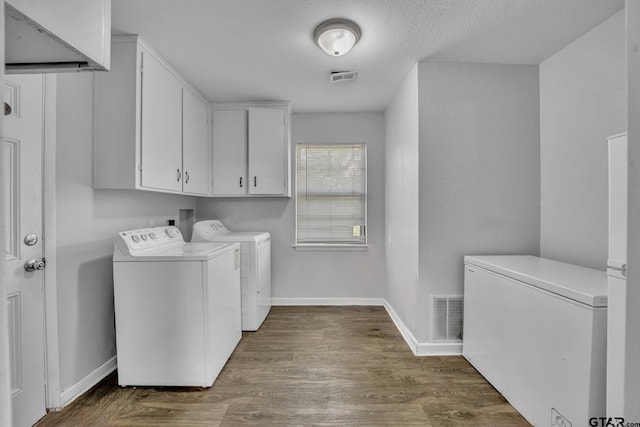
36, 306, 530, 426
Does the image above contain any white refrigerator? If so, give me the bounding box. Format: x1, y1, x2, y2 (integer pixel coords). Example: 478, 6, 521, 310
607, 132, 627, 416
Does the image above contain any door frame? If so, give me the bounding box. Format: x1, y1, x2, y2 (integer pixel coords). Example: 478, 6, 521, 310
1, 5, 10, 426
42, 74, 62, 411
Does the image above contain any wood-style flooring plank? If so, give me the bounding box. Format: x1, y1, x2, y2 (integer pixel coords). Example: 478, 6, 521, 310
35, 306, 530, 426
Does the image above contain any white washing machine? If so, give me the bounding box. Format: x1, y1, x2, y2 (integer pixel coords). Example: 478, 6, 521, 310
112, 225, 241, 387
191, 220, 271, 331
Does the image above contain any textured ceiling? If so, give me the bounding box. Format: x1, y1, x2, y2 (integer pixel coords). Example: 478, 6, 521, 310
112, 0, 624, 112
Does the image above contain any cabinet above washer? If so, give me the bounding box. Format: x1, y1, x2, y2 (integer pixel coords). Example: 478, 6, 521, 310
94, 35, 209, 196
211, 102, 291, 197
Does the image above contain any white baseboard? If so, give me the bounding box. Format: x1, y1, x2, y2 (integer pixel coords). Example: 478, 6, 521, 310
383, 300, 419, 354
60, 356, 117, 407
272, 297, 385, 306
415, 342, 463, 356
382, 300, 462, 356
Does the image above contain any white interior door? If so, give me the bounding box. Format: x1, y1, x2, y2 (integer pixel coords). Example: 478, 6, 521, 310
4, 74, 46, 427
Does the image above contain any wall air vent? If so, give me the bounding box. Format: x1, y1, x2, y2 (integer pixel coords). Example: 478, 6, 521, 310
432, 295, 463, 341
329, 71, 358, 83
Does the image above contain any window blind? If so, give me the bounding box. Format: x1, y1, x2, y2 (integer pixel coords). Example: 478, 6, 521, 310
296, 143, 367, 245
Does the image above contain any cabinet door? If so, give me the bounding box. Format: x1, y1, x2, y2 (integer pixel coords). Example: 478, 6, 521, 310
212, 110, 248, 195
182, 88, 210, 195
140, 50, 183, 192
248, 107, 286, 195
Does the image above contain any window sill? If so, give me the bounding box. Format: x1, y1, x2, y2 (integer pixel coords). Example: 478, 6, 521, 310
293, 244, 368, 252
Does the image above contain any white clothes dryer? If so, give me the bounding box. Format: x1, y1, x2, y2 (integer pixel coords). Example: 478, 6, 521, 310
112, 226, 241, 387
191, 220, 271, 331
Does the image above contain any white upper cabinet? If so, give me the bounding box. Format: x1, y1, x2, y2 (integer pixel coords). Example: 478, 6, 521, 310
94, 36, 210, 195
211, 103, 291, 197
212, 110, 248, 195
182, 88, 210, 196
140, 51, 183, 192
5, 0, 111, 72
248, 108, 287, 195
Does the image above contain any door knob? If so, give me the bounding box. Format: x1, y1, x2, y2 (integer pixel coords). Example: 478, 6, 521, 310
24, 259, 46, 272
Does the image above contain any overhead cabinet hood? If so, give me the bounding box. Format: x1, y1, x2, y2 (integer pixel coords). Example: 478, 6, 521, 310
5, 0, 111, 73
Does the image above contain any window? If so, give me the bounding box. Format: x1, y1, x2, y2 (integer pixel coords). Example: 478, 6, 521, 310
295, 143, 367, 247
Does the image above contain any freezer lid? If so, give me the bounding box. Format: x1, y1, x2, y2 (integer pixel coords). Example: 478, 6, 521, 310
464, 255, 608, 307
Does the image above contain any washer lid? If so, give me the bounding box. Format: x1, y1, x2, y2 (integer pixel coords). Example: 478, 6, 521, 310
113, 225, 239, 261
121, 242, 237, 261
192, 220, 270, 243
464, 255, 608, 307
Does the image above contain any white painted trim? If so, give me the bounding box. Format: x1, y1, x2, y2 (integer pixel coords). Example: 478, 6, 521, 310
626, 4, 640, 418
42, 74, 62, 410
272, 297, 385, 306
0, 7, 11, 425
415, 342, 463, 356
383, 300, 418, 354
382, 300, 462, 356
60, 356, 117, 408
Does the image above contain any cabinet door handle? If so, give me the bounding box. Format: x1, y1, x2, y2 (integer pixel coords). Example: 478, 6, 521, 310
185, 171, 190, 184
254, 176, 257, 187
177, 168, 182, 182
239, 177, 243, 188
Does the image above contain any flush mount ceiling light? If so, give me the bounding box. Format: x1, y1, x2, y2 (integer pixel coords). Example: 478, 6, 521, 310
313, 18, 361, 57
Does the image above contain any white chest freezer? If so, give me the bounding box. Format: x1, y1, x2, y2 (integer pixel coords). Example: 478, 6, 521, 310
463, 255, 607, 427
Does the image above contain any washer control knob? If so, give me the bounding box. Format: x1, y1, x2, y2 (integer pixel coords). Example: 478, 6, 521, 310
149, 232, 157, 239
131, 235, 140, 243
165, 228, 175, 238
140, 234, 148, 241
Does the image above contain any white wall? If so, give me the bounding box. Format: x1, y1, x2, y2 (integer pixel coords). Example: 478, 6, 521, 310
624, 1, 640, 418
55, 73, 197, 394
416, 62, 541, 342
384, 65, 420, 334
196, 113, 386, 301
540, 10, 626, 270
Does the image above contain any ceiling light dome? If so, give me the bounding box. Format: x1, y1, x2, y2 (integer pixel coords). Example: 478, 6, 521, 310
313, 18, 361, 57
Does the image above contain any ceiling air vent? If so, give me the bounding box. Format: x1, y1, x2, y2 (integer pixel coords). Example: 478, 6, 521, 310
329, 71, 358, 83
